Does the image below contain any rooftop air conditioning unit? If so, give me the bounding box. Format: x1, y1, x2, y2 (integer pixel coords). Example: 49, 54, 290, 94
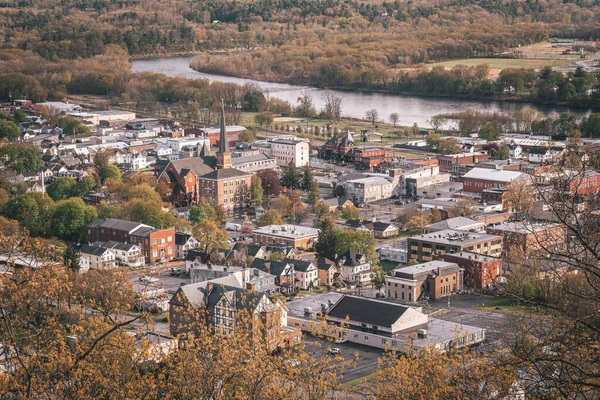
304, 307, 313, 314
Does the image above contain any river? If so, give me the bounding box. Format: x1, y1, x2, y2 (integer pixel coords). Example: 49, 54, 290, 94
131, 55, 588, 128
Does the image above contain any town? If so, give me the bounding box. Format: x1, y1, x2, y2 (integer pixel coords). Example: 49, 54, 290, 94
0, 90, 597, 397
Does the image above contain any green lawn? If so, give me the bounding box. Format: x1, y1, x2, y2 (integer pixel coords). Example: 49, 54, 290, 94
428, 57, 575, 71
474, 297, 547, 316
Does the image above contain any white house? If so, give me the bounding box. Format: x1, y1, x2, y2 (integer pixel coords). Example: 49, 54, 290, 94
508, 143, 522, 159
116, 152, 152, 170
335, 249, 372, 285
175, 233, 199, 259
285, 259, 319, 290
528, 147, 565, 164
94, 241, 145, 267
79, 245, 116, 272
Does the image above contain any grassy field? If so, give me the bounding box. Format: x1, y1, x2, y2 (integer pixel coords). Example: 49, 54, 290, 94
475, 297, 547, 316
428, 57, 575, 72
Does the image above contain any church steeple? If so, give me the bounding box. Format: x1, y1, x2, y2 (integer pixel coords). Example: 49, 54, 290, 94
216, 99, 232, 169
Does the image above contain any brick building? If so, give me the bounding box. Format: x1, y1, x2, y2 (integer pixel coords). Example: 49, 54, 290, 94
351, 147, 391, 168
318, 131, 356, 160
554, 170, 600, 196
488, 221, 566, 255
385, 260, 463, 301
462, 167, 530, 194
86, 219, 176, 263
407, 229, 503, 262
435, 252, 502, 290
252, 225, 319, 249
438, 152, 489, 181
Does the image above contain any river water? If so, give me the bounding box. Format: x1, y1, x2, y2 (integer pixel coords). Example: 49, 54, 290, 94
131, 55, 587, 128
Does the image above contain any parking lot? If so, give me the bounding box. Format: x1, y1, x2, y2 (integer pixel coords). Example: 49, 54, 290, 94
303, 336, 384, 383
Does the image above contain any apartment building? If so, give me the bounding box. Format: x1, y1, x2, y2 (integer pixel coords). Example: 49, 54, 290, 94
435, 252, 502, 290
386, 261, 463, 301
438, 152, 489, 181
336, 249, 372, 286
407, 229, 503, 262
343, 175, 395, 204
488, 221, 566, 255
78, 245, 116, 272
254, 137, 310, 168
86, 219, 176, 264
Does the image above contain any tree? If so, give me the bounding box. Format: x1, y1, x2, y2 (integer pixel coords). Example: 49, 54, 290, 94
407, 258, 419, 265
389, 113, 399, 127
405, 215, 427, 234
254, 112, 274, 128
307, 181, 321, 206
315, 216, 339, 260
0, 120, 20, 141
0, 144, 41, 172
337, 229, 377, 263
0, 215, 20, 236
478, 121, 499, 141
257, 209, 283, 227
281, 163, 301, 190
426, 133, 442, 151
300, 166, 314, 192
63, 246, 81, 270
192, 219, 228, 253
580, 113, 600, 138
257, 169, 281, 197
505, 180, 534, 220
71, 175, 96, 197
4, 192, 54, 237
101, 165, 122, 183
314, 201, 331, 219
238, 130, 257, 142
341, 204, 360, 220
411, 122, 420, 137
493, 143, 510, 160
428, 115, 447, 133
12, 109, 26, 124
295, 92, 316, 117
365, 109, 379, 125
371, 266, 386, 293
124, 199, 174, 229
51, 198, 98, 241
93, 150, 112, 173
333, 185, 346, 198
46, 176, 76, 201
448, 198, 477, 218
250, 175, 264, 205
268, 251, 285, 262
438, 137, 462, 155
322, 92, 342, 121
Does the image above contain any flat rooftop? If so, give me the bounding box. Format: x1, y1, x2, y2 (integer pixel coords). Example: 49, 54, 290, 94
490, 221, 561, 234
408, 229, 502, 246
253, 224, 319, 238
391, 260, 458, 276
463, 167, 529, 183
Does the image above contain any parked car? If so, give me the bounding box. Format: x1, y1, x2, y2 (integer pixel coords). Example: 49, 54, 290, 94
139, 276, 159, 283
335, 338, 347, 344
328, 347, 341, 355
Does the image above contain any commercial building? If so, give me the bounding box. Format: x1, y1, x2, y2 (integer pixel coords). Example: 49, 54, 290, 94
424, 217, 485, 233
407, 229, 503, 262
253, 136, 310, 168
435, 252, 502, 290
286, 292, 484, 352
86, 219, 176, 264
351, 147, 391, 168
488, 221, 566, 255
462, 167, 530, 194
400, 166, 450, 197
438, 152, 489, 181
343, 175, 395, 204
252, 224, 319, 249
319, 131, 357, 160
554, 170, 600, 196
386, 261, 463, 301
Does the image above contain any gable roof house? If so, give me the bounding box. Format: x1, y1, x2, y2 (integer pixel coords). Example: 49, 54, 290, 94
335, 250, 372, 286
249, 258, 296, 295
283, 258, 319, 290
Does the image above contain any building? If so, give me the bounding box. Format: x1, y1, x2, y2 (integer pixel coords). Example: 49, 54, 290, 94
319, 131, 357, 160
435, 252, 502, 290
343, 175, 395, 204
286, 292, 484, 352
86, 219, 176, 264
462, 168, 530, 194
169, 276, 298, 349
335, 250, 372, 286
315, 257, 337, 287
93, 241, 145, 267
345, 219, 400, 238
78, 245, 116, 272
175, 233, 199, 259
528, 147, 565, 164
284, 258, 319, 289
252, 225, 319, 249
407, 229, 503, 262
231, 153, 278, 174
386, 261, 463, 301
424, 217, 485, 233
201, 125, 247, 147
378, 244, 408, 264
250, 258, 296, 295
400, 166, 450, 197
488, 221, 566, 255
438, 152, 489, 181
554, 170, 600, 196
352, 147, 391, 169
254, 137, 310, 167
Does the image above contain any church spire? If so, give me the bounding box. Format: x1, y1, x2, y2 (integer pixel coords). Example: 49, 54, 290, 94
219, 99, 227, 154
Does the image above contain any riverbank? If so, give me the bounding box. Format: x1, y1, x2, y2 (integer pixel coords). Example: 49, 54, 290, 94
189, 62, 597, 112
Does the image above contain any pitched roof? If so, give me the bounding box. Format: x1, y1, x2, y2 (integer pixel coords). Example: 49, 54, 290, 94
425, 217, 482, 231
327, 295, 409, 327
79, 244, 111, 256
315, 257, 335, 270
283, 258, 314, 272
158, 156, 216, 178
175, 232, 193, 245
336, 249, 365, 266
200, 167, 251, 180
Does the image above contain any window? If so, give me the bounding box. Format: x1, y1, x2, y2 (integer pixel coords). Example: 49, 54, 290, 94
161, 238, 165, 244
168, 236, 172, 242
224, 182, 227, 187
152, 249, 158, 257
167, 247, 172, 255
153, 239, 157, 245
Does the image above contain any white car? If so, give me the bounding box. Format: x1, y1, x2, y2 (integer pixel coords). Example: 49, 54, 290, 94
328, 347, 341, 355
139, 276, 159, 283
335, 338, 347, 344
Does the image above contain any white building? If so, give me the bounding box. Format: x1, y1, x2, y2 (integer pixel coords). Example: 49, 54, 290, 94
254, 137, 310, 167
79, 245, 116, 272
378, 245, 408, 264
116, 152, 152, 170
400, 166, 450, 197
343, 175, 395, 204
167, 137, 210, 152
286, 259, 319, 290
93, 241, 145, 267
232, 153, 278, 173
424, 217, 485, 233
175, 233, 199, 259
336, 249, 372, 285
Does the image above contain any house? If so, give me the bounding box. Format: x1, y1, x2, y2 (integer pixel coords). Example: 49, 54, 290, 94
378, 244, 408, 264
508, 143, 523, 159
321, 197, 354, 213
172, 206, 192, 220
249, 258, 296, 295
252, 225, 319, 249
175, 232, 199, 259
82, 192, 107, 206
318, 131, 357, 160
93, 241, 145, 267
345, 220, 400, 238
424, 217, 485, 233
435, 252, 502, 290
283, 258, 319, 290
386, 260, 463, 301
78, 245, 116, 272
528, 147, 565, 164
86, 219, 176, 264
169, 276, 297, 349
245, 244, 268, 260
209, 247, 243, 264
286, 292, 484, 352
117, 152, 152, 171
184, 250, 212, 272
315, 257, 337, 287
407, 229, 503, 262
335, 250, 372, 286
